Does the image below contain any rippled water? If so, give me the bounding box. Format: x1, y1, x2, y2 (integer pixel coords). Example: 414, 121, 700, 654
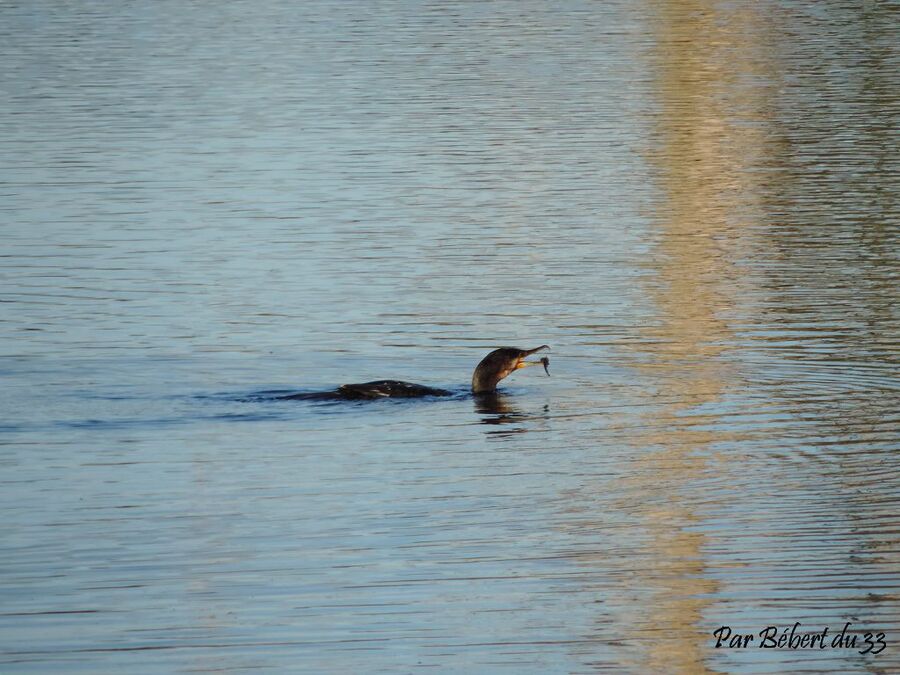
2, 1, 898, 672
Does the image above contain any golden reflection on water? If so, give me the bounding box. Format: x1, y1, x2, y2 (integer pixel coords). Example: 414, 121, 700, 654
618, 2, 775, 672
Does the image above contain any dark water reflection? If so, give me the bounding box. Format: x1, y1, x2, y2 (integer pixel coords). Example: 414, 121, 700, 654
2, 0, 898, 673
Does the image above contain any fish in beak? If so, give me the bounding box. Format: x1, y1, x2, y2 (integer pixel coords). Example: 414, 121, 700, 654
514, 345, 551, 375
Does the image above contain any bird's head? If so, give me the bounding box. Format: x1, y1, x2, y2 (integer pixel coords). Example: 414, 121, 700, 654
471, 345, 550, 394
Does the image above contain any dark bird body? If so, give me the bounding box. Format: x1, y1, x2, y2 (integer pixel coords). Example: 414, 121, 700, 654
336, 380, 451, 400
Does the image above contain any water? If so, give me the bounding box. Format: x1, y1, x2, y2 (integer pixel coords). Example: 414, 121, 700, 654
1, 1, 898, 672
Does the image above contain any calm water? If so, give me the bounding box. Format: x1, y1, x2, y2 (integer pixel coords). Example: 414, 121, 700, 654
2, 1, 898, 673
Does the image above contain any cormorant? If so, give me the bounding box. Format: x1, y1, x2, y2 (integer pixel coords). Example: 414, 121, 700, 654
285, 346, 550, 401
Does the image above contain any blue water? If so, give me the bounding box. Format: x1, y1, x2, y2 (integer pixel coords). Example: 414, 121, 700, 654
2, 1, 898, 672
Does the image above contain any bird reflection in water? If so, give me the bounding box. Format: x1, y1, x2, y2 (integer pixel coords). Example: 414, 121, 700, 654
474, 391, 551, 436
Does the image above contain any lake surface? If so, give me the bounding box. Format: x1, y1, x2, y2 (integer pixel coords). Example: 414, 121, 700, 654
1, 1, 898, 672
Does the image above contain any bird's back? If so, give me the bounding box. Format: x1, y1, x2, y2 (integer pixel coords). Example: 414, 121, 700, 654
337, 380, 451, 399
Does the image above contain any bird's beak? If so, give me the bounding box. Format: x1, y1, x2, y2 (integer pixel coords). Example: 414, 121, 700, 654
515, 345, 551, 374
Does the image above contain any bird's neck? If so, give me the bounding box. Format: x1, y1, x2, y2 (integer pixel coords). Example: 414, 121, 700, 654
471, 368, 501, 394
